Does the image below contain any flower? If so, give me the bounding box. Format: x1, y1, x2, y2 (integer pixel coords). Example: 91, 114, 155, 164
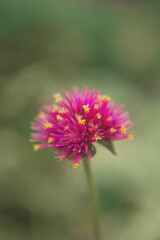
30, 87, 133, 168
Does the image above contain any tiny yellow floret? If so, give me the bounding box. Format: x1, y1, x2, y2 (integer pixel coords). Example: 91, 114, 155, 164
82, 104, 90, 113
59, 108, 66, 114
94, 135, 102, 141
53, 93, 62, 103
48, 137, 54, 143
128, 133, 133, 140
110, 128, 116, 133
38, 112, 45, 119
97, 113, 101, 119
121, 125, 126, 133
33, 144, 40, 151
106, 116, 112, 122
94, 104, 99, 109
44, 121, 52, 128
102, 95, 111, 101
57, 114, 63, 120
72, 163, 79, 169
98, 94, 111, 102
77, 117, 86, 125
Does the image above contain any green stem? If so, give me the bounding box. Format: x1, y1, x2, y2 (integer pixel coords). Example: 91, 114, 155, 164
83, 158, 103, 240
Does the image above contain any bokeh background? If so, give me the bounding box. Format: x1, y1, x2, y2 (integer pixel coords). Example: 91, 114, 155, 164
0, 0, 160, 240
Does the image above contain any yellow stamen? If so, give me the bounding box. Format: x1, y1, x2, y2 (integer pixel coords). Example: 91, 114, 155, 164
106, 116, 112, 122
94, 104, 99, 109
57, 114, 63, 120
128, 133, 133, 140
110, 128, 116, 133
77, 117, 86, 125
97, 94, 111, 103
121, 125, 126, 133
72, 163, 79, 169
94, 135, 102, 141
82, 104, 90, 113
44, 121, 52, 128
38, 112, 45, 119
59, 108, 66, 114
53, 93, 62, 103
33, 144, 40, 151
97, 113, 101, 119
48, 137, 54, 143
102, 95, 111, 101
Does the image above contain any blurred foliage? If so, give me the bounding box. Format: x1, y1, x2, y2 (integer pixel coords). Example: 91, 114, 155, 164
0, 0, 160, 240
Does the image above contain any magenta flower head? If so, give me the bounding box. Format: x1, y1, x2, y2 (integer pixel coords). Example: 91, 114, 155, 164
30, 87, 133, 168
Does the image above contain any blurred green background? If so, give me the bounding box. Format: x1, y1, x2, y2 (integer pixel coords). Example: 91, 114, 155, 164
0, 0, 160, 240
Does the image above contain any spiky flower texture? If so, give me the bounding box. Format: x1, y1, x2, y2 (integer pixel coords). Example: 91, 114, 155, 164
31, 87, 133, 168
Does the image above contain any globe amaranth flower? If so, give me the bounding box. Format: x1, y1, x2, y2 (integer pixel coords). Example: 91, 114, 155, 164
30, 87, 133, 168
